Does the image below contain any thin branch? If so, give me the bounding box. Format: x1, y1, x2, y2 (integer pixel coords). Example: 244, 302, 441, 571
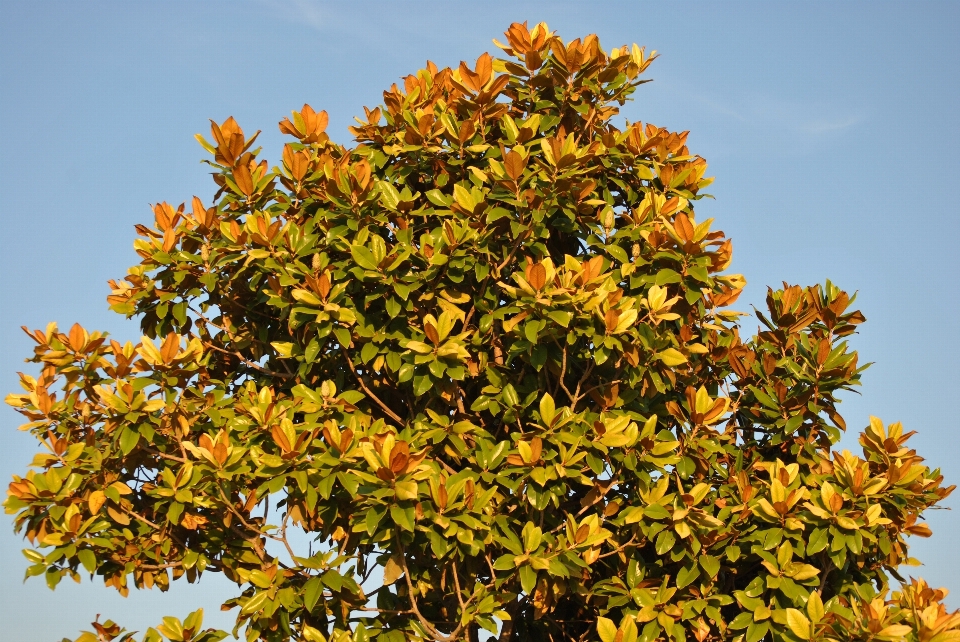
142, 446, 188, 464
203, 341, 292, 379
451, 560, 467, 610
572, 361, 594, 408
597, 534, 637, 559
140, 561, 186, 571
278, 509, 299, 563
551, 338, 575, 403
340, 347, 404, 424
397, 543, 464, 642
495, 229, 531, 275
579, 380, 623, 402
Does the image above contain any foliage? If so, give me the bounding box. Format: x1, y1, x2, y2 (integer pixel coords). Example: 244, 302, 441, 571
6, 21, 958, 642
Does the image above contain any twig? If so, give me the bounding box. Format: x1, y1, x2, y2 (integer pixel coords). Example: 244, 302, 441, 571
571, 361, 594, 408
495, 229, 531, 275
143, 446, 188, 464
397, 539, 463, 642
340, 347, 404, 424
451, 560, 467, 609
203, 341, 292, 379
597, 534, 637, 559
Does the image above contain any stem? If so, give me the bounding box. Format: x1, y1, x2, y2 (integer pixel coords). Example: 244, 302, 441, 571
340, 347, 405, 424
203, 341, 292, 379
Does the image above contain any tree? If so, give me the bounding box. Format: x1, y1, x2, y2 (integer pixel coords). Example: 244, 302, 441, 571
5, 21, 958, 642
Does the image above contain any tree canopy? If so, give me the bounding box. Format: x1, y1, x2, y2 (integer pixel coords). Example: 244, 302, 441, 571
6, 21, 958, 642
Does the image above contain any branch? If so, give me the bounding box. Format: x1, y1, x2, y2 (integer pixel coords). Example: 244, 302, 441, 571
451, 560, 467, 610
142, 446, 188, 464
495, 229, 531, 275
340, 347, 405, 424
202, 341, 292, 379
397, 538, 463, 642
551, 337, 575, 403
571, 361, 594, 408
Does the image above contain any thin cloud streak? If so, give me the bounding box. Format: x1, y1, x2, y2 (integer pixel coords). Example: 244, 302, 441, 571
803, 115, 861, 133
260, 0, 324, 31
682, 85, 861, 137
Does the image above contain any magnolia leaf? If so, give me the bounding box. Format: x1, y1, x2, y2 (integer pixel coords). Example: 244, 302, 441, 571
785, 609, 811, 640
597, 617, 617, 642
382, 557, 404, 585
806, 591, 824, 623
303, 577, 323, 612
539, 394, 556, 426
350, 245, 379, 270
657, 348, 687, 366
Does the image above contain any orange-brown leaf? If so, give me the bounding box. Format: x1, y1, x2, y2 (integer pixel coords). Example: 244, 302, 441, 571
504, 150, 526, 181
604, 308, 619, 333
271, 424, 292, 452
68, 323, 86, 352
674, 213, 694, 242
528, 263, 546, 290
424, 322, 440, 345
160, 333, 179, 363
233, 163, 254, 196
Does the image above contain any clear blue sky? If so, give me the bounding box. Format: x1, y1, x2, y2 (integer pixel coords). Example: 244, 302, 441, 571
2, 2, 958, 639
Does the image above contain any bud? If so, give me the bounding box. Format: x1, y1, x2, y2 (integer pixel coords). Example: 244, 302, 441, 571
632, 243, 641, 259
201, 244, 210, 263
602, 207, 615, 234
312, 253, 322, 272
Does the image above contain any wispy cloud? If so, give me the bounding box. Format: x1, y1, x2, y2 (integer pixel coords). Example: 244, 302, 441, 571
803, 115, 861, 134
258, 0, 324, 31
290, 0, 323, 30
683, 85, 862, 138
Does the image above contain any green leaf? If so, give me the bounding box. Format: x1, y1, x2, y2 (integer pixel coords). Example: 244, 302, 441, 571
807, 590, 824, 623
453, 184, 477, 211
607, 244, 629, 264
351, 245, 379, 270
620, 617, 638, 642
522, 522, 543, 552
519, 565, 537, 594
786, 608, 811, 640
655, 529, 676, 555
539, 393, 556, 426
271, 341, 294, 357
304, 339, 320, 363
807, 528, 828, 555
547, 310, 573, 327
303, 576, 323, 612
379, 182, 401, 209
643, 503, 671, 520
676, 564, 700, 588
77, 549, 97, 573
699, 554, 720, 578
729, 612, 753, 630
333, 326, 352, 348
322, 570, 344, 591
390, 505, 415, 532
654, 268, 682, 285
501, 384, 519, 407
119, 427, 140, 455
426, 189, 452, 207
746, 621, 769, 642
241, 591, 269, 615
656, 348, 687, 367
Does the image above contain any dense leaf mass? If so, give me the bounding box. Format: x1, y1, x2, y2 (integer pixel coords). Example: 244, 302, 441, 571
6, 22, 958, 642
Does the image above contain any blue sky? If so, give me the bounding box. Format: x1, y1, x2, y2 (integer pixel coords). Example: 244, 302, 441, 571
1, 1, 958, 639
